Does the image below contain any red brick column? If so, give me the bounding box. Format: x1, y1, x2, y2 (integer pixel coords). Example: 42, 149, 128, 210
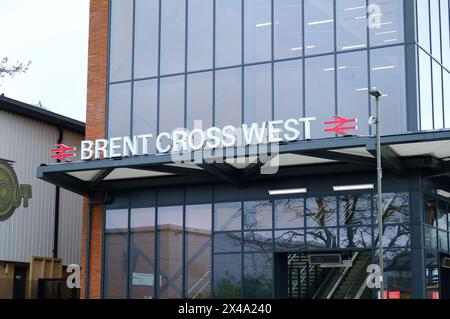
81, 0, 109, 299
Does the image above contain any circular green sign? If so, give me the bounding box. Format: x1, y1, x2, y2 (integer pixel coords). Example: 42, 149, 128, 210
0, 159, 21, 221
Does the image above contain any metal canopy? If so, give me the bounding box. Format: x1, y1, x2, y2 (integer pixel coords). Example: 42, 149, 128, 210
37, 130, 450, 197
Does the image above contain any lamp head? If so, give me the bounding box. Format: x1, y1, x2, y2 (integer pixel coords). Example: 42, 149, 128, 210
369, 90, 382, 98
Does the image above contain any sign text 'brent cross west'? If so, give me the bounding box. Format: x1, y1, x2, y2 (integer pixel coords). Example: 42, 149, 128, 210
51, 116, 359, 162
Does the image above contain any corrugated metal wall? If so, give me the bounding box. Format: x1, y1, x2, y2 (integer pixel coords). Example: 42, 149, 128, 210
0, 109, 83, 266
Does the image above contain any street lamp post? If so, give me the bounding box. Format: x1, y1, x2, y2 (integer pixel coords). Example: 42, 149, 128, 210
369, 89, 384, 300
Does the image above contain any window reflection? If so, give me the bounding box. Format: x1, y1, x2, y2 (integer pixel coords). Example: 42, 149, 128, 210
275, 230, 305, 251
214, 254, 241, 298
379, 192, 409, 224
244, 63, 272, 125
133, 80, 157, 154
424, 196, 438, 226
305, 55, 335, 139
243, 253, 273, 298
186, 204, 212, 299
304, 0, 334, 55
306, 196, 337, 227
369, 0, 404, 47
433, 61, 444, 129
274, 60, 303, 123
158, 206, 183, 299
244, 231, 273, 252
306, 228, 338, 249
437, 201, 448, 230
160, 0, 186, 75
417, 0, 431, 52
130, 208, 156, 299
339, 226, 372, 248
215, 0, 242, 68
370, 46, 406, 135
214, 202, 242, 232
339, 193, 371, 225
214, 232, 242, 253
382, 225, 410, 248
244, 0, 272, 63
187, 72, 213, 130
109, 0, 133, 82
274, 0, 303, 59
244, 201, 273, 230
134, 0, 159, 79
215, 68, 242, 128
159, 75, 185, 135
337, 51, 369, 135
441, 0, 450, 69
105, 209, 129, 299
336, 0, 367, 51
108, 83, 131, 138
419, 49, 433, 130
187, 0, 213, 72
425, 250, 439, 298
430, 0, 442, 62
377, 249, 413, 299
274, 198, 304, 229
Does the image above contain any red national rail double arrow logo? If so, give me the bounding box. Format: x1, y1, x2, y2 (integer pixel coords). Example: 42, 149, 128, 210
323, 116, 358, 136
51, 144, 76, 162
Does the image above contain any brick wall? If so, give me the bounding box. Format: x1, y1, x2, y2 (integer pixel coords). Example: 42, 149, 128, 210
81, 0, 109, 299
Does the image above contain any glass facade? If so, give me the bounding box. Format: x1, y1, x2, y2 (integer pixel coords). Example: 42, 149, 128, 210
102, 184, 422, 299
417, 0, 450, 130
107, 0, 415, 141
102, 0, 450, 300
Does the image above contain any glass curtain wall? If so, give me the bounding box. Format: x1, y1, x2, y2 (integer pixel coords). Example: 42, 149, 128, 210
107, 0, 408, 141
103, 188, 415, 299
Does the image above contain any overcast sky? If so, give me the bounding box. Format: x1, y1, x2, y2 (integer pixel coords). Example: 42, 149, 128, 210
0, 0, 89, 122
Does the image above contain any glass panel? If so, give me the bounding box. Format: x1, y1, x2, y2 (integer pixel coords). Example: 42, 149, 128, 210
104, 209, 129, 299
438, 230, 449, 251
186, 204, 212, 299
433, 62, 444, 129
243, 253, 273, 298
134, 0, 159, 79
337, 51, 369, 135
133, 80, 157, 154
215, 67, 242, 128
304, 0, 334, 55
244, 63, 272, 124
110, 0, 133, 82
377, 249, 413, 299
437, 200, 448, 230
160, 0, 186, 75
336, 0, 367, 51
244, 201, 273, 230
424, 196, 438, 226
424, 226, 438, 249
370, 46, 406, 135
425, 250, 439, 298
445, 71, 450, 128
306, 196, 337, 227
441, 0, 450, 69
130, 208, 155, 299
305, 228, 338, 249
274, 198, 304, 229
244, 0, 272, 63
214, 232, 242, 253
369, 0, 404, 47
157, 206, 183, 298
187, 0, 213, 71
430, 0, 442, 62
159, 75, 185, 134
381, 192, 410, 224
108, 82, 131, 138
305, 55, 335, 139
244, 231, 273, 252
274, 60, 303, 122
339, 226, 372, 248
383, 225, 410, 248
216, 0, 242, 68
417, 0, 431, 52
214, 202, 242, 232
419, 49, 433, 130
274, 0, 303, 59
187, 72, 213, 130
214, 254, 241, 298
339, 193, 372, 226
274, 230, 305, 251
